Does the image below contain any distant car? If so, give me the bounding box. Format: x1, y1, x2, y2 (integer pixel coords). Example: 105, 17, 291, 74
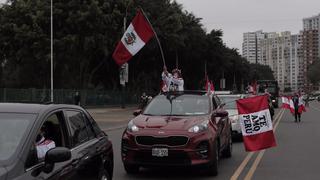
121, 91, 232, 176
217, 94, 247, 139
0, 103, 113, 180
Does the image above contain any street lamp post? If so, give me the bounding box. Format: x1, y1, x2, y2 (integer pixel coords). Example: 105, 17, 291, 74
120, 1, 132, 108
50, 0, 53, 102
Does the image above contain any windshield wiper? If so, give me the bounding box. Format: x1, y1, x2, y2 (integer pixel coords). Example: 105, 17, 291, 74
142, 113, 155, 116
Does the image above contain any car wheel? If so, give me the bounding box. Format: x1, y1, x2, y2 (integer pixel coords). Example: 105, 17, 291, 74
222, 133, 232, 158
98, 168, 111, 180
124, 164, 140, 174
207, 141, 219, 176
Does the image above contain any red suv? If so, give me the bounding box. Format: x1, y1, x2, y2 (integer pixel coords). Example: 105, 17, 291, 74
121, 91, 232, 176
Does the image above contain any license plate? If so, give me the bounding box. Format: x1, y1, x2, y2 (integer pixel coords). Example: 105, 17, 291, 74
152, 148, 168, 157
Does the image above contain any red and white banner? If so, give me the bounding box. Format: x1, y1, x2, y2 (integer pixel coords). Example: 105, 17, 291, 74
205, 77, 214, 94
236, 95, 276, 152
281, 96, 291, 109
112, 10, 154, 66
281, 96, 306, 114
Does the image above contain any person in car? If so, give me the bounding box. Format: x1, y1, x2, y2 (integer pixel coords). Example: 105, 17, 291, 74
35, 122, 56, 160
162, 66, 184, 92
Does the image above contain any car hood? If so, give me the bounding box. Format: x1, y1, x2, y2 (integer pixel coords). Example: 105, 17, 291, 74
226, 109, 238, 116
132, 115, 209, 131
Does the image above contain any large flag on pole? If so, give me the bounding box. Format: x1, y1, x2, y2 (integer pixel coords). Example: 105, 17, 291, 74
236, 95, 276, 152
113, 10, 155, 66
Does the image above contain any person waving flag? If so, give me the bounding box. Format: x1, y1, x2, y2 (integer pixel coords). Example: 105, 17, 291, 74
113, 10, 155, 66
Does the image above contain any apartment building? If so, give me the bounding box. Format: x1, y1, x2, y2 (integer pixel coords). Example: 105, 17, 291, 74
242, 30, 266, 64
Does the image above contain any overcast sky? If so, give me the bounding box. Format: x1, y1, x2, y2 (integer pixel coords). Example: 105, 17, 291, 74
176, 0, 320, 54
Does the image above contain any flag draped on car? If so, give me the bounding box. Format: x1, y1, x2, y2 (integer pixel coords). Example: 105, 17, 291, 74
281, 96, 306, 114
236, 95, 276, 152
112, 10, 155, 66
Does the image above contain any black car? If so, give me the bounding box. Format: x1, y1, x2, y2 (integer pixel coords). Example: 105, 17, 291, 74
0, 103, 113, 180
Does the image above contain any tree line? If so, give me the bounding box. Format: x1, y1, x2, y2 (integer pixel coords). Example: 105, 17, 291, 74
0, 0, 274, 94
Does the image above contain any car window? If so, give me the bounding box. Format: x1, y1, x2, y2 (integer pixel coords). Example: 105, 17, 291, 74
87, 115, 103, 136
218, 96, 240, 109
81, 113, 96, 139
26, 111, 68, 169
66, 110, 95, 147
0, 113, 35, 162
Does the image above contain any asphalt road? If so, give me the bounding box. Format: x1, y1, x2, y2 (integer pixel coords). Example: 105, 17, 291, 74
99, 101, 320, 180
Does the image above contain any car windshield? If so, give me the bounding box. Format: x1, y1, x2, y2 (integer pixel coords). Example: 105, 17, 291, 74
218, 96, 240, 109
0, 113, 36, 162
143, 94, 210, 116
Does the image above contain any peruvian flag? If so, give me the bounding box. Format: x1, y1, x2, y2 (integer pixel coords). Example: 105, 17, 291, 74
281, 96, 291, 109
236, 95, 277, 152
297, 96, 306, 113
112, 10, 154, 66
282, 96, 306, 114
205, 76, 214, 94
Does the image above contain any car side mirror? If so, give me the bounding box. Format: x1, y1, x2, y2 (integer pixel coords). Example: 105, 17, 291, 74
43, 147, 71, 173
133, 109, 142, 117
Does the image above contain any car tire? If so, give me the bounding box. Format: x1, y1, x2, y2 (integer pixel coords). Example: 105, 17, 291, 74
207, 141, 219, 176
98, 168, 111, 180
124, 164, 140, 174
222, 133, 232, 158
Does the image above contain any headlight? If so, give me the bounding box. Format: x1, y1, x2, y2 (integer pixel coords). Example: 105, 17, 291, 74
229, 115, 239, 123
128, 120, 139, 132
272, 100, 276, 103
188, 120, 209, 133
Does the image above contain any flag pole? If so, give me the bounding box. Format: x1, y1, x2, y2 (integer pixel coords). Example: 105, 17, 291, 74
175, 51, 179, 69
140, 8, 166, 68
50, 0, 53, 102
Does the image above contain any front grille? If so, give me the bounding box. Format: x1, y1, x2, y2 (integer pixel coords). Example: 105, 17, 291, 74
134, 150, 191, 165
135, 136, 189, 146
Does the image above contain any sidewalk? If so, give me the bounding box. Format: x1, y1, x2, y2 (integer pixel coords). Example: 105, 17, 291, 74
87, 107, 136, 131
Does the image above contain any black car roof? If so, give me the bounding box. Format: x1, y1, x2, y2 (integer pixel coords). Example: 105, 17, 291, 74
0, 103, 80, 114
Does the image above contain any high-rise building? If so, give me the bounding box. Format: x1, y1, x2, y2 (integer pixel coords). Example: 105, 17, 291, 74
258, 32, 304, 91
290, 34, 304, 92
303, 14, 320, 31
242, 30, 266, 64
302, 14, 320, 91
301, 30, 319, 89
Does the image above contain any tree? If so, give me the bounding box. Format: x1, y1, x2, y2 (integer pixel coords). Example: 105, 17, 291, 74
0, 0, 275, 95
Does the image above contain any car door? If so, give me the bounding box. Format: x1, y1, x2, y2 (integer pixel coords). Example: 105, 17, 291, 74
64, 109, 106, 180
20, 110, 74, 180
213, 96, 228, 148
